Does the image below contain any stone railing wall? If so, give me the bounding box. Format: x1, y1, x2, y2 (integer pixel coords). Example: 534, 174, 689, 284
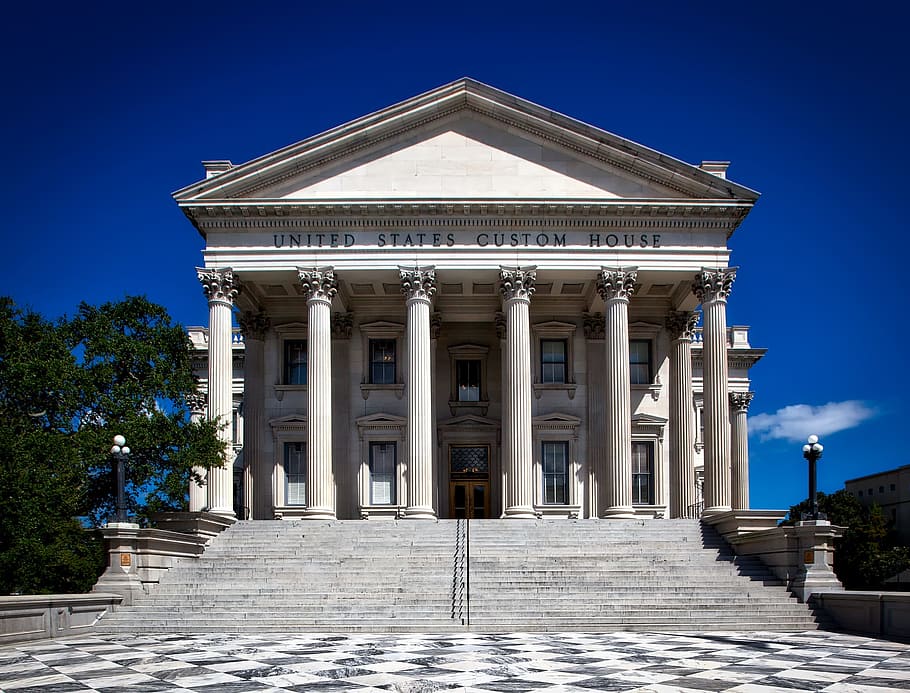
0, 594, 122, 644
813, 592, 910, 638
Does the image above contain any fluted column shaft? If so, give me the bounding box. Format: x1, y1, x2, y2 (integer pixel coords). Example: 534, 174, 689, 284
500, 267, 536, 519
597, 268, 637, 519
299, 268, 337, 520
401, 267, 437, 519
197, 268, 239, 518
694, 268, 737, 514
239, 312, 269, 520
186, 391, 207, 512
730, 391, 754, 510
666, 311, 698, 518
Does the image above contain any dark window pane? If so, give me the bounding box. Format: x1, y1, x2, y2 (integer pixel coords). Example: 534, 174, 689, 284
542, 441, 568, 505
370, 339, 396, 384
631, 441, 653, 505
284, 340, 307, 385
285, 442, 306, 505
541, 339, 567, 383
369, 441, 396, 504
456, 360, 481, 401
450, 446, 489, 474
630, 340, 651, 385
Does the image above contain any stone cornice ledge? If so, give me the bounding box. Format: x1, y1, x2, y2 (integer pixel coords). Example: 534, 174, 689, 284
702, 509, 789, 539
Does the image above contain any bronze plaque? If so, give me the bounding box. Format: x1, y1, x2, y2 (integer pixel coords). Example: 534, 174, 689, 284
120, 553, 132, 567
803, 550, 814, 564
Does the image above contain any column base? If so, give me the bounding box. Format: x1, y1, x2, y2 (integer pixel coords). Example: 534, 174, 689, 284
601, 507, 636, 519
401, 507, 437, 520
502, 507, 537, 519
299, 508, 336, 520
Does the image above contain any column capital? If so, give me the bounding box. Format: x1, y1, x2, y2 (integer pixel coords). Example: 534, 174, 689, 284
197, 267, 241, 304
238, 311, 270, 341
666, 311, 699, 341
331, 311, 353, 339
499, 266, 536, 302
597, 267, 637, 302
399, 266, 437, 301
186, 390, 207, 417
298, 267, 337, 302
729, 391, 755, 413
583, 312, 605, 340
694, 267, 737, 304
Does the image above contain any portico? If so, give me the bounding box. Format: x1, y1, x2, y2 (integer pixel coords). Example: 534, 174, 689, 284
178, 78, 765, 522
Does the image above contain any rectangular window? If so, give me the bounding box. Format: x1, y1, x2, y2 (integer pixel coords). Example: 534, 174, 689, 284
542, 441, 569, 505
631, 441, 653, 505
456, 360, 481, 401
370, 339, 396, 384
369, 442, 396, 505
630, 340, 652, 385
284, 340, 307, 385
541, 339, 567, 383
284, 442, 306, 506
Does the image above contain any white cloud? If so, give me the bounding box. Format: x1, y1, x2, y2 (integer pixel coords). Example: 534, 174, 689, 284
750, 400, 876, 442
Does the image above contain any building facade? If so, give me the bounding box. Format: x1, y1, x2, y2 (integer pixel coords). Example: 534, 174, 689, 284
845, 465, 910, 545
177, 79, 765, 522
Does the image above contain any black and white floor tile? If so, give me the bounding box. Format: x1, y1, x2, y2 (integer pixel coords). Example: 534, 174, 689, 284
1, 631, 908, 692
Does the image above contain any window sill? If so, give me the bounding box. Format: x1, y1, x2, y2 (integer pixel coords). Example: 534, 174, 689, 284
533, 383, 577, 400
535, 504, 581, 519
274, 384, 307, 401
448, 400, 489, 417
360, 383, 405, 400
631, 383, 662, 401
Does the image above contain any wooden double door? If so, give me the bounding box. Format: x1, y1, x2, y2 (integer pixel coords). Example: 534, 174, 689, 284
448, 444, 490, 519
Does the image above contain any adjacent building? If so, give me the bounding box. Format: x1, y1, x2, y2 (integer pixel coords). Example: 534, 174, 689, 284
177, 79, 765, 522
845, 465, 910, 544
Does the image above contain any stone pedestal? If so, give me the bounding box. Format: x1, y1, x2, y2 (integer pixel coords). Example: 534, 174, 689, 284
694, 268, 736, 515
298, 268, 338, 520
196, 268, 240, 518
401, 267, 437, 519
597, 268, 637, 519
500, 267, 536, 519
790, 520, 845, 602
93, 523, 144, 606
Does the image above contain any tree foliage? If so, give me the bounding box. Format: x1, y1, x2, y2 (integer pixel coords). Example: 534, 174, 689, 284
785, 489, 910, 590
0, 296, 225, 594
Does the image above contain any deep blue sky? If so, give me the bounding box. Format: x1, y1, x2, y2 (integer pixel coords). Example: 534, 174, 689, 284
3, 1, 907, 510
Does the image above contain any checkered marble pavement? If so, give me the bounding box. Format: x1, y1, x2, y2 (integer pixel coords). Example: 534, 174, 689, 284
1, 631, 908, 693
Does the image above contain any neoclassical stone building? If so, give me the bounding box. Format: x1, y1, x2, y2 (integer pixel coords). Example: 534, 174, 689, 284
178, 79, 764, 522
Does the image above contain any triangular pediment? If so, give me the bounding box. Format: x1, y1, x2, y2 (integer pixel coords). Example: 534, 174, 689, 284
355, 413, 407, 428
437, 414, 499, 429
174, 79, 758, 206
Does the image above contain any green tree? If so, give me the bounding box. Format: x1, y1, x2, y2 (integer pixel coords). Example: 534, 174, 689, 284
785, 489, 910, 589
0, 296, 225, 594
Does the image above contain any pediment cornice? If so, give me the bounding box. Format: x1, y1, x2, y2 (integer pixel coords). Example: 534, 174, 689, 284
174, 79, 759, 207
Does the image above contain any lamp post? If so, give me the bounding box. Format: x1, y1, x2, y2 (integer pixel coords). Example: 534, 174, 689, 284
801, 434, 824, 521
110, 435, 131, 523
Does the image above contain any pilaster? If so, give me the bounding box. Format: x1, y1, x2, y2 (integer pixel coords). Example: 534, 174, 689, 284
298, 267, 337, 520
400, 266, 437, 519
196, 267, 240, 518
238, 311, 269, 520
499, 266, 536, 519
596, 268, 637, 519
693, 267, 736, 515
666, 311, 698, 518
186, 391, 207, 513
729, 391, 755, 511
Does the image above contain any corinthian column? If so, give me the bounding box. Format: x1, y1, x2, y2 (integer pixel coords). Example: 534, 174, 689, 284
500, 266, 536, 519
400, 266, 437, 519
298, 267, 337, 520
186, 391, 207, 512
729, 391, 754, 511
694, 267, 737, 515
196, 268, 240, 518
666, 311, 698, 518
239, 311, 269, 520
596, 268, 637, 519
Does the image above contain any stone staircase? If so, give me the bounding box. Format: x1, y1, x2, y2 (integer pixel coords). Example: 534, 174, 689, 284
96, 518, 825, 633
